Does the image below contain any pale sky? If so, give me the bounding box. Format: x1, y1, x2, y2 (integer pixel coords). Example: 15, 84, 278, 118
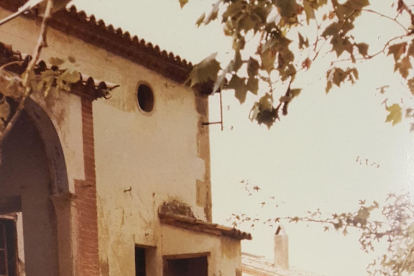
72, 1, 414, 276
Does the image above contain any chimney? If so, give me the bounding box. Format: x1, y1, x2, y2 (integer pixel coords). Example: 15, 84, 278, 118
274, 225, 289, 271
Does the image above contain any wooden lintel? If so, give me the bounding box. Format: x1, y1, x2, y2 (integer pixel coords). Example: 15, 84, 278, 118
163, 252, 211, 260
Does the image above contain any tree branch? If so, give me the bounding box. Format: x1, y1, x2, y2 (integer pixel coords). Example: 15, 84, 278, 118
362, 8, 408, 33
0, 0, 54, 147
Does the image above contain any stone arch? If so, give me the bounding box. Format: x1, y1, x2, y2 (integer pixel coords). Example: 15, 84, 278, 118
0, 98, 73, 276
24, 98, 69, 193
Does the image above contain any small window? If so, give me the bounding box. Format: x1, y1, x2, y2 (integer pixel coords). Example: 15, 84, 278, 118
0, 217, 18, 276
135, 247, 146, 276
137, 84, 154, 113
163, 256, 208, 276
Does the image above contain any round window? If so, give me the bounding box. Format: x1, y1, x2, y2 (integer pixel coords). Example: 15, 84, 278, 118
137, 84, 154, 113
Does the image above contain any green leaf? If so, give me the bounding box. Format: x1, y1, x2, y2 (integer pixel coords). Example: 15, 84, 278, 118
279, 63, 297, 82
310, 0, 328, 9
256, 94, 277, 128
222, 1, 245, 22
39, 70, 55, 95
298, 33, 309, 50
187, 53, 221, 87
325, 80, 333, 93
239, 13, 257, 34
196, 12, 205, 27
60, 69, 80, 84
247, 57, 260, 78
0, 100, 10, 120
257, 109, 277, 128
303, 0, 315, 25
408, 77, 414, 95
205, 0, 221, 24
333, 68, 346, 87
2, 73, 23, 99
227, 74, 248, 104
396, 56, 412, 79
345, 0, 370, 9
385, 104, 402, 126
408, 41, 414, 57
350, 68, 359, 80
331, 36, 353, 57
56, 69, 80, 92
388, 43, 407, 62
258, 93, 273, 111
246, 77, 259, 95
356, 43, 369, 56
272, 0, 300, 19
302, 57, 311, 70
233, 51, 243, 73
49, 57, 65, 66
213, 61, 233, 93
179, 0, 188, 8
279, 95, 291, 103
334, 4, 354, 22
21, 70, 37, 83
252, 3, 272, 23
322, 23, 340, 37
341, 21, 354, 35
232, 35, 246, 51
261, 48, 276, 73
290, 88, 302, 98
249, 103, 260, 121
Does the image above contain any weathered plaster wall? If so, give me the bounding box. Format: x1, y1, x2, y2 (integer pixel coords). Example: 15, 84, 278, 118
0, 8, 236, 276
91, 62, 210, 275
0, 111, 59, 276
0, 9, 211, 214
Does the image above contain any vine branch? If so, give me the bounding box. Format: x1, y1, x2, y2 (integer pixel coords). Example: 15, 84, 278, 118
0, 0, 54, 147
362, 8, 408, 32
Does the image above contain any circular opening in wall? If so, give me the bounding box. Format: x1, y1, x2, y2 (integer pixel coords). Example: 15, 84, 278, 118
137, 84, 154, 113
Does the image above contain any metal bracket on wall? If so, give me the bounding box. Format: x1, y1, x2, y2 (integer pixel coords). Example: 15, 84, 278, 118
202, 90, 224, 131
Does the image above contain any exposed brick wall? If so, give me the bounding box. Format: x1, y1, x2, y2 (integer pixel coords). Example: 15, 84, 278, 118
74, 98, 100, 275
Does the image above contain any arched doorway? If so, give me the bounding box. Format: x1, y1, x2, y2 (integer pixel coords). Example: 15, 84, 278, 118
0, 99, 71, 276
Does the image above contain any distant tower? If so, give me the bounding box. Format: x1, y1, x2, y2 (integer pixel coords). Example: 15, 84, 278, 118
274, 225, 289, 271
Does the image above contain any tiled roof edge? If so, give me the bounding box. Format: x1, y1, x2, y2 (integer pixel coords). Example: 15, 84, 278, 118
159, 212, 252, 240
0, 1, 200, 88
0, 42, 119, 99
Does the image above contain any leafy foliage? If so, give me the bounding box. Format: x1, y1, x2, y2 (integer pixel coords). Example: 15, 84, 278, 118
0, 56, 80, 132
230, 189, 414, 276
386, 104, 402, 126
182, 0, 414, 130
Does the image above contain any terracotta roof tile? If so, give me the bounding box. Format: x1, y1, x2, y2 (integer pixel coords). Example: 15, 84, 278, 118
0, 42, 119, 99
159, 212, 252, 241
0, 1, 216, 93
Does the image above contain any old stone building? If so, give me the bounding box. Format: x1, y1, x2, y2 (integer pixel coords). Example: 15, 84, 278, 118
0, 1, 251, 275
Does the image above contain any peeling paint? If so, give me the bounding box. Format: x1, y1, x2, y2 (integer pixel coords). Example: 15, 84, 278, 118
221, 238, 239, 260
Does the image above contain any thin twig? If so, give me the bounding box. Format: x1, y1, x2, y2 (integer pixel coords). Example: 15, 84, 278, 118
398, 0, 414, 25
0, 61, 23, 72
330, 34, 412, 66
0, 0, 54, 146
362, 9, 408, 32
